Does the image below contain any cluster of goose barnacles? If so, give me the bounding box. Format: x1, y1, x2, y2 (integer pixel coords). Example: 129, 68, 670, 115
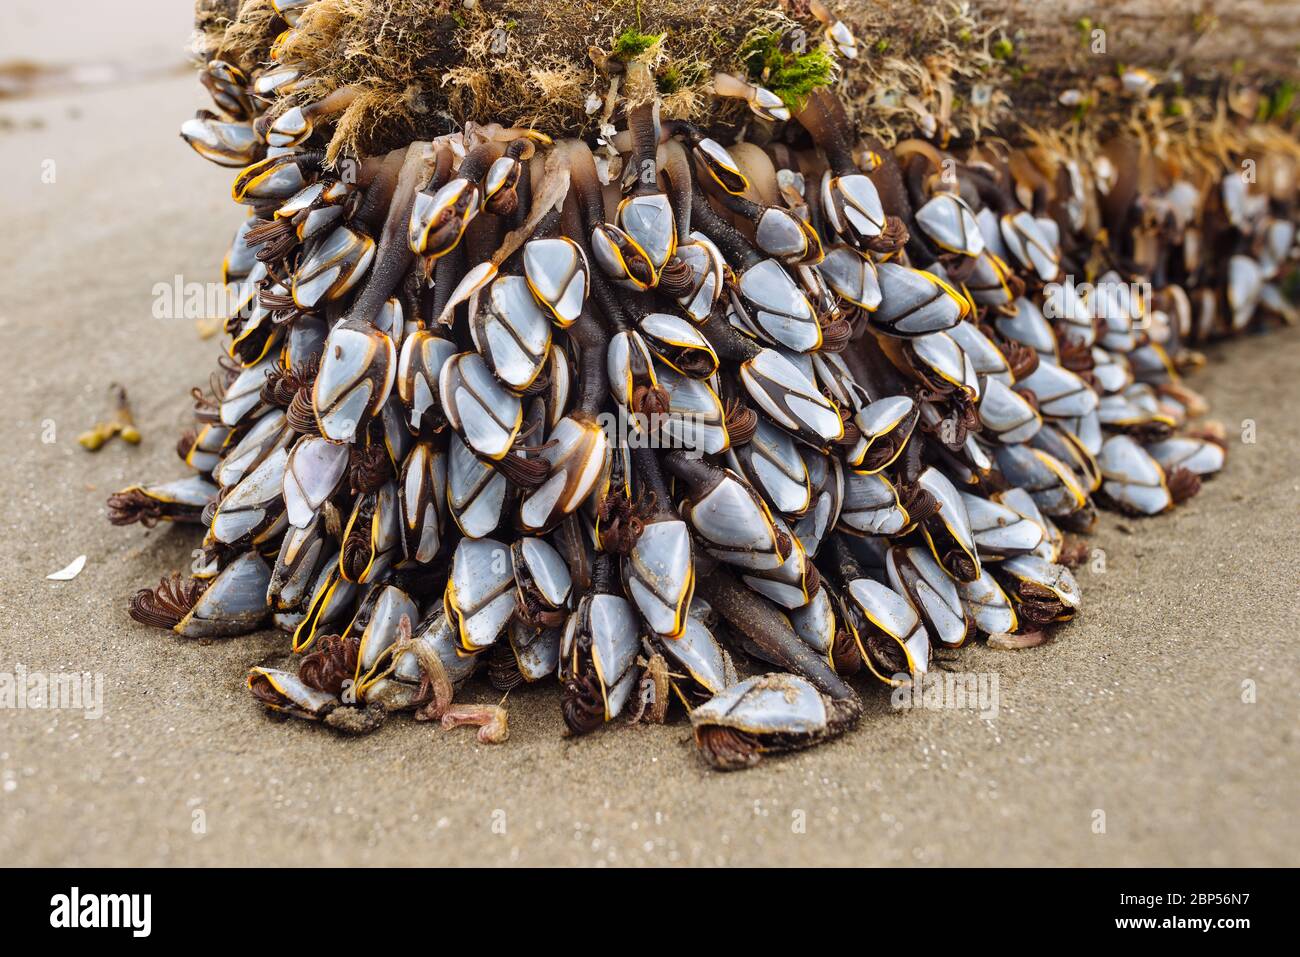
109, 1, 1296, 769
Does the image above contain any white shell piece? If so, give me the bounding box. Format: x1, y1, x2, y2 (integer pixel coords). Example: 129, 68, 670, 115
211, 447, 289, 544
872, 262, 963, 336
995, 297, 1057, 360
1016, 360, 1099, 418
524, 237, 589, 327
439, 351, 521, 459
737, 259, 820, 352
625, 518, 694, 637
176, 552, 271, 637
662, 616, 732, 696
1000, 554, 1081, 610
960, 491, 1045, 558
839, 470, 907, 535
916, 466, 978, 572
958, 567, 1017, 635
788, 586, 837, 655
686, 471, 784, 570
1097, 435, 1171, 515
587, 595, 641, 712
357, 586, 419, 676
221, 356, 279, 426
448, 537, 516, 651
514, 536, 572, 608
1145, 437, 1225, 477
732, 418, 811, 516
447, 433, 507, 538
690, 674, 827, 735
887, 546, 968, 648
817, 245, 882, 310
216, 410, 289, 488
740, 349, 843, 445
916, 192, 984, 257
1000, 211, 1060, 282
315, 319, 396, 442
472, 275, 552, 392
283, 436, 349, 528
948, 320, 1012, 385
978, 377, 1041, 444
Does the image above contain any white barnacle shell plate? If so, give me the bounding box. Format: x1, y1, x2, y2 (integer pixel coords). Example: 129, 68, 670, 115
217, 410, 290, 489
618, 193, 676, 269
1016, 360, 1099, 419
1145, 437, 1224, 477
887, 546, 967, 648
472, 275, 552, 392
1000, 211, 1060, 282
690, 674, 827, 736
731, 417, 811, 516
639, 312, 718, 377
398, 442, 447, 563
817, 244, 882, 311
947, 320, 1011, 384
283, 435, 350, 528
993, 445, 1088, 518
221, 356, 279, 427
1001, 554, 1081, 611
917, 466, 979, 570
585, 594, 642, 712
212, 446, 289, 544
737, 259, 820, 353
911, 331, 979, 399
518, 415, 608, 533
315, 319, 396, 442
248, 667, 335, 715
624, 518, 694, 638
655, 364, 728, 455
872, 262, 963, 336
916, 192, 984, 257
1097, 435, 1171, 515
740, 349, 843, 446
672, 235, 725, 322
293, 226, 375, 309
741, 529, 814, 610
524, 237, 588, 327
439, 351, 522, 460
788, 586, 837, 655
513, 536, 572, 608
978, 377, 1041, 444
848, 578, 927, 660
995, 297, 1058, 360
839, 469, 907, 535
447, 433, 506, 538
176, 551, 271, 638
447, 537, 516, 651
686, 471, 784, 570
397, 330, 457, 431
822, 171, 886, 240
1043, 275, 1094, 345
357, 585, 419, 678
660, 616, 732, 696
960, 491, 1045, 559
754, 206, 816, 262
957, 567, 1017, 635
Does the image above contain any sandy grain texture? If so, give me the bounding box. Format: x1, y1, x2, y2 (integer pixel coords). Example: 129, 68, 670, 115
0, 22, 1297, 867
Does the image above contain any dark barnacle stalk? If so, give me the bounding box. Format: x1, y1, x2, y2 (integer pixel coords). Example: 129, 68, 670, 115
795, 88, 908, 255
694, 559, 854, 702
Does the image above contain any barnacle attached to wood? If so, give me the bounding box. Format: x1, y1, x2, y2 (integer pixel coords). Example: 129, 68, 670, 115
107, 0, 1298, 767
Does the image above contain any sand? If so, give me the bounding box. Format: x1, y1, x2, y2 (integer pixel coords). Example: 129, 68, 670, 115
1, 13, 1298, 867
